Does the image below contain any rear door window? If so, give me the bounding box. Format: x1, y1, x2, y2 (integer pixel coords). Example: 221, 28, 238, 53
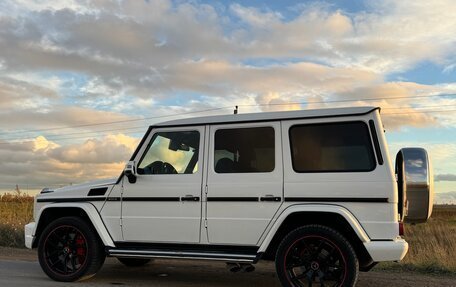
214, 127, 275, 173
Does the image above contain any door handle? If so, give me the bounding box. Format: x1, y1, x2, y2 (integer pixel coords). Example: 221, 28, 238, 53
181, 195, 200, 202
260, 195, 281, 202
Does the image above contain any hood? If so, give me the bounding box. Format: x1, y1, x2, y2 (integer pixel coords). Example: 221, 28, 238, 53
38, 177, 117, 199
55, 178, 117, 192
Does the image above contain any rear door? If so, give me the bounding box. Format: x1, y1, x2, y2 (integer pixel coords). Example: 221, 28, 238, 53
205, 122, 283, 245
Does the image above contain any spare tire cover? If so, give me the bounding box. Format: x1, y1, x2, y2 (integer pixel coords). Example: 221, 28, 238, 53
395, 151, 407, 222
396, 148, 434, 223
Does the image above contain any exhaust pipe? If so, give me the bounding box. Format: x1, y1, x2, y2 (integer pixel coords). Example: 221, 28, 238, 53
226, 263, 242, 272
240, 263, 255, 272
226, 263, 255, 273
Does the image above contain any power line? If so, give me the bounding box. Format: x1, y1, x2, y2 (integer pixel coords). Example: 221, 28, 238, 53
39, 103, 456, 139
0, 103, 456, 145
1, 93, 454, 137
0, 106, 230, 136
0, 128, 144, 146
382, 109, 456, 115
4, 103, 456, 142
5, 101, 456, 142
1, 107, 455, 146
23, 125, 147, 140
381, 104, 456, 110
241, 94, 456, 107
35, 127, 146, 142
2, 105, 452, 143
27, 130, 143, 143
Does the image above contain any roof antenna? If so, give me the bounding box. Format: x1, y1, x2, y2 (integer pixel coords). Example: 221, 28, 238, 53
234, 105, 238, 114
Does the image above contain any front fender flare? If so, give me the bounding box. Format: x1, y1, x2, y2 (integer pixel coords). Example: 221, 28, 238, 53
258, 204, 370, 253
34, 202, 115, 247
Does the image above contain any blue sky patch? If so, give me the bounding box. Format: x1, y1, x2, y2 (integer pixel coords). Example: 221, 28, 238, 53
388, 61, 456, 85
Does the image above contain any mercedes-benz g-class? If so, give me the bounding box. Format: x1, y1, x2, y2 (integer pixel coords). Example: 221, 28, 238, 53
25, 107, 433, 286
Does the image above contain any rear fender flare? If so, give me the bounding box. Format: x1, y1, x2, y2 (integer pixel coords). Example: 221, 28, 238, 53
258, 204, 370, 253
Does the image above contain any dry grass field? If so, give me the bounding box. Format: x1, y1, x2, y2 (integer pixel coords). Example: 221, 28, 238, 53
0, 193, 33, 248
0, 193, 455, 274
378, 205, 456, 274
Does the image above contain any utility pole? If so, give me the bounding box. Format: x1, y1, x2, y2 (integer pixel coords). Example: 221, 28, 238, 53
15, 184, 21, 195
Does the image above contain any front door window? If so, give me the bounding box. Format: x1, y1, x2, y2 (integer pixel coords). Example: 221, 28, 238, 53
138, 131, 200, 174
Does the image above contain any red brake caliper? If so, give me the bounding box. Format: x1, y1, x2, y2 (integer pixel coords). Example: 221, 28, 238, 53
75, 235, 86, 263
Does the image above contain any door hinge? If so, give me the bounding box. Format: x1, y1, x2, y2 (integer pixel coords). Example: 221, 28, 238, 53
204, 185, 208, 194
204, 219, 208, 228
119, 218, 123, 227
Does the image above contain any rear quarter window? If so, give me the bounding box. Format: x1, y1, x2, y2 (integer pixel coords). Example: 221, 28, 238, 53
289, 121, 376, 172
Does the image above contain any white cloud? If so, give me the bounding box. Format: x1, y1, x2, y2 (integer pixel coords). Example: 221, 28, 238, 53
33, 135, 59, 151
388, 142, 456, 178
0, 76, 59, 110
0, 105, 139, 132
0, 134, 139, 189
443, 62, 456, 73
230, 3, 282, 27
435, 174, 456, 182
0, 0, 455, 192
0, 0, 455, 111
48, 133, 138, 163
1, 0, 454, 133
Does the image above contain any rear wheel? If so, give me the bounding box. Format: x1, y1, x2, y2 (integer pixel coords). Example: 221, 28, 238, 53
38, 217, 105, 282
275, 225, 359, 287
117, 258, 151, 267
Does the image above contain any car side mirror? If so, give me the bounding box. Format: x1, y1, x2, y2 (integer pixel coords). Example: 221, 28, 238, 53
124, 161, 137, 184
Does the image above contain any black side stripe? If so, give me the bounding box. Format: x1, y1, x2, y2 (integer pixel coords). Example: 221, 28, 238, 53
284, 197, 388, 203
88, 187, 108, 196
207, 197, 259, 202
259, 196, 282, 202
38, 196, 185, 203
123, 197, 181, 202
369, 120, 384, 165
106, 197, 182, 202
37, 197, 107, 203
37, 196, 388, 203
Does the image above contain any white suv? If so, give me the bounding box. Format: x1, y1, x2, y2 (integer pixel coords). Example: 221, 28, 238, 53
25, 107, 433, 286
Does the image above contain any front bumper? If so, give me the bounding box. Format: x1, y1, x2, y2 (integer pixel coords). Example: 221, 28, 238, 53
24, 222, 36, 249
363, 238, 408, 262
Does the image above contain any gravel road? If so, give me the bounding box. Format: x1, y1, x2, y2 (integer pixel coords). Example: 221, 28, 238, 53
0, 248, 454, 287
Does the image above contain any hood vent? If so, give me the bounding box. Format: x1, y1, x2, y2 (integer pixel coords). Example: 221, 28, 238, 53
88, 187, 108, 196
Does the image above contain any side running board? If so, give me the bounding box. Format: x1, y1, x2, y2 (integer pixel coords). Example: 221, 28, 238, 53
107, 248, 258, 263
106, 243, 262, 263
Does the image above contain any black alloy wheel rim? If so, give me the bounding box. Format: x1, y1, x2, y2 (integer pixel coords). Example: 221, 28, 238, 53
284, 235, 347, 287
43, 225, 88, 276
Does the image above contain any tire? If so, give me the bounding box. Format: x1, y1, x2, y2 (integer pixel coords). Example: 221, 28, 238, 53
37, 216, 106, 282
117, 258, 151, 267
275, 225, 359, 287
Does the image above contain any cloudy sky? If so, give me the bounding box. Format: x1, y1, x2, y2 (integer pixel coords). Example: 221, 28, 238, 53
0, 0, 455, 200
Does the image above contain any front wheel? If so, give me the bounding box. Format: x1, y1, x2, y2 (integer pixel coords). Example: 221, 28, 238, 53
275, 225, 359, 287
38, 216, 106, 282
